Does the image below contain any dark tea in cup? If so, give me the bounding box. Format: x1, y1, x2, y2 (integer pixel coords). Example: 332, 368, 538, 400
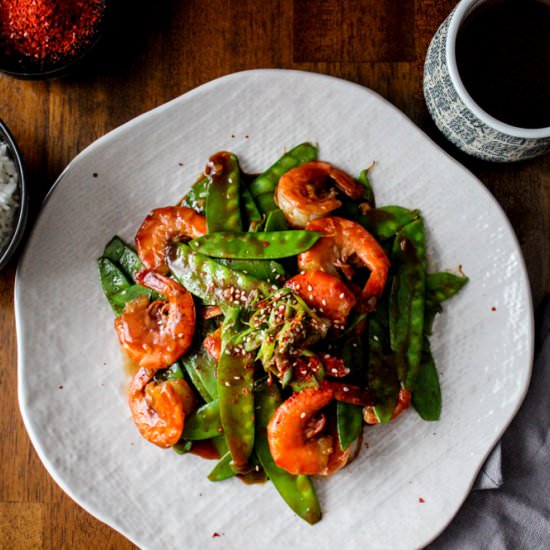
455, 0, 550, 129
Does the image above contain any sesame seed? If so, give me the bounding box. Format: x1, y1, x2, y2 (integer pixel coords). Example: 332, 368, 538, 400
307, 285, 313, 292
343, 386, 349, 392
300, 412, 306, 419
339, 293, 345, 299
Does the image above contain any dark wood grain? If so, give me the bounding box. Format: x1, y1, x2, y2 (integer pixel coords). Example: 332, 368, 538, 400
0, 0, 548, 547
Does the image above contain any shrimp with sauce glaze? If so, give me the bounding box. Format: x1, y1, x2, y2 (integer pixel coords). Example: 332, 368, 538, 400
267, 381, 374, 475
284, 271, 357, 326
275, 161, 365, 227
298, 216, 390, 312
128, 367, 196, 447
114, 270, 196, 369
135, 206, 206, 273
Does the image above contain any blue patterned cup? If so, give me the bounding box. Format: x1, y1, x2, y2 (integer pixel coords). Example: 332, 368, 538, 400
423, 0, 550, 162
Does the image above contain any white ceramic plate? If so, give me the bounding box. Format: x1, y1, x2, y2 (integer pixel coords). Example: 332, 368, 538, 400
15, 70, 533, 550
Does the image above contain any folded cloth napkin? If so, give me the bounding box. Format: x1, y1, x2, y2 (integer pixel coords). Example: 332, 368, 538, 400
429, 297, 550, 549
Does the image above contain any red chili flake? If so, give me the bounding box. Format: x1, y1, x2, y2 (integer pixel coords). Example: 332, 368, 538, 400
242, 387, 249, 394
418, 497, 425, 503
491, 306, 497, 312
58, 385, 64, 389
212, 532, 222, 538
262, 241, 269, 247
0, 0, 105, 68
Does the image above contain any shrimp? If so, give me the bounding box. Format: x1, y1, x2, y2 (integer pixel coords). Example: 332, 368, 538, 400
128, 367, 196, 448
267, 381, 374, 476
363, 388, 411, 424
298, 216, 390, 311
275, 161, 365, 227
135, 206, 206, 273
202, 326, 222, 361
285, 271, 356, 326
114, 270, 195, 369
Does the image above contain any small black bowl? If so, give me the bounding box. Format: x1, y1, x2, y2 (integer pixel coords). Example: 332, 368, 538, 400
0, 118, 28, 270
0, 0, 110, 79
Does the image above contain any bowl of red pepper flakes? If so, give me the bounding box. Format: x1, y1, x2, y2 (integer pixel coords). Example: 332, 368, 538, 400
0, 0, 109, 78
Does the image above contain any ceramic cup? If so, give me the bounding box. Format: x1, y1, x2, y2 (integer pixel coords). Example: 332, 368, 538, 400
423, 0, 550, 162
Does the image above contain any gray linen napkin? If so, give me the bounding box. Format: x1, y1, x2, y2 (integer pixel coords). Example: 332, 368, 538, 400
428, 297, 550, 549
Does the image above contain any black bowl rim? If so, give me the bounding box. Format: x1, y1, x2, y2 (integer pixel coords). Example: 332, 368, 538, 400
0, 0, 110, 80
0, 117, 28, 270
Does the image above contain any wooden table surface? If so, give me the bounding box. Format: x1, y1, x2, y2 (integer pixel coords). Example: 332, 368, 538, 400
0, 1, 548, 548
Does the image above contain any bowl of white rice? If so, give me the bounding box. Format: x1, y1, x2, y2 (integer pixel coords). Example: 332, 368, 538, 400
0, 118, 27, 270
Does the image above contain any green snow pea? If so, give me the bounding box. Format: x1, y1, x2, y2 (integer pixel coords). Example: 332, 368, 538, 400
109, 285, 153, 315
215, 258, 286, 283
240, 184, 263, 231
368, 311, 400, 424
411, 339, 441, 421
181, 346, 218, 402
168, 243, 272, 308
357, 166, 376, 207
359, 206, 420, 241
336, 335, 366, 449
98, 257, 131, 299
189, 230, 320, 260
181, 176, 209, 214
205, 152, 243, 233
389, 218, 427, 389
263, 208, 289, 231
217, 309, 255, 473
254, 380, 321, 525
208, 450, 234, 481
182, 399, 222, 440
411, 271, 467, 419
250, 142, 318, 214
427, 272, 469, 304
103, 236, 143, 280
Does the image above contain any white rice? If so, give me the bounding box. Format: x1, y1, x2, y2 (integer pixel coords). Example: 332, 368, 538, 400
0, 142, 19, 251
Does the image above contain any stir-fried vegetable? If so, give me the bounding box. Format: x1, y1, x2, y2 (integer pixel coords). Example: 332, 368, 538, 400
97, 144, 467, 524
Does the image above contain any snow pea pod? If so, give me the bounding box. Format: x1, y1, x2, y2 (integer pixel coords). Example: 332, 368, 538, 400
389, 218, 427, 389
189, 230, 320, 260
168, 243, 272, 308
110, 285, 153, 315
359, 206, 420, 241
336, 335, 366, 449
217, 309, 255, 473
250, 142, 318, 214
240, 185, 263, 231
411, 339, 441, 421
181, 176, 209, 214
254, 380, 321, 525
263, 208, 289, 231
205, 152, 243, 233
98, 257, 131, 299
215, 258, 286, 283
357, 166, 375, 207
368, 311, 400, 424
103, 236, 143, 280
424, 272, 469, 334
427, 272, 468, 304
181, 347, 218, 402
208, 450, 234, 481
182, 399, 222, 440
98, 257, 153, 315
